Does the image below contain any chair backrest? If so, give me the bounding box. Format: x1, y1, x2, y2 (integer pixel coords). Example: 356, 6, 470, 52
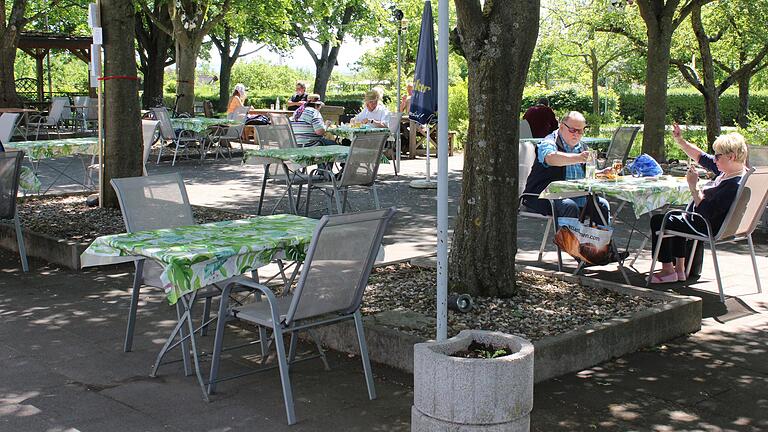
0, 113, 20, 146
518, 139, 537, 196
74, 96, 88, 107
747, 145, 768, 167
340, 132, 388, 187
255, 123, 297, 149
388, 112, 402, 135
110, 173, 195, 233
0, 150, 24, 220
86, 97, 98, 120
227, 106, 249, 121
194, 101, 204, 116
269, 113, 291, 126
318, 105, 345, 126
48, 97, 69, 125
151, 107, 176, 140
141, 120, 160, 175
716, 166, 768, 239
519, 119, 533, 139
605, 126, 640, 166
222, 124, 244, 139
203, 100, 215, 118
285, 208, 396, 325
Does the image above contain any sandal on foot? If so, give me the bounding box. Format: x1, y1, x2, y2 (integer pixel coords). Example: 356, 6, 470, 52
677, 271, 687, 281
650, 272, 679, 284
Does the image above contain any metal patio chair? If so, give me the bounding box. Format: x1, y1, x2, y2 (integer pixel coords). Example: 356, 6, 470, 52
519, 119, 533, 139
518, 139, 560, 269
141, 120, 160, 175
599, 125, 640, 169
0, 150, 29, 272
647, 167, 768, 302
0, 113, 20, 149
207, 207, 397, 425
28, 97, 68, 139
385, 111, 401, 176
305, 132, 388, 215
152, 107, 199, 166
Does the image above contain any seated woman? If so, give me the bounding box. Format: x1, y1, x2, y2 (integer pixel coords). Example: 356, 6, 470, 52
226, 83, 251, 118
353, 90, 389, 128
649, 125, 748, 283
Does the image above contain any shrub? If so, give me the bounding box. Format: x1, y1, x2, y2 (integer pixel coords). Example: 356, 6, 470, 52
448, 80, 469, 149
521, 86, 620, 120
736, 113, 768, 146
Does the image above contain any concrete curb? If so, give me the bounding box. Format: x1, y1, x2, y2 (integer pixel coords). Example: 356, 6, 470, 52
0, 222, 88, 269
311, 263, 702, 383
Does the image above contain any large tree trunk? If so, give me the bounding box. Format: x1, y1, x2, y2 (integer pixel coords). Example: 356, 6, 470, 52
136, 7, 174, 109
736, 73, 750, 128
640, 24, 673, 161
141, 56, 168, 109
590, 50, 600, 116
174, 33, 201, 115
218, 57, 235, 112
101, 0, 143, 208
449, 0, 539, 297
691, 6, 719, 150
0, 40, 20, 108
313, 58, 335, 100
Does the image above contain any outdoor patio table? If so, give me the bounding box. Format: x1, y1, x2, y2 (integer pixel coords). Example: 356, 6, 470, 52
80, 214, 318, 400
5, 137, 98, 194
170, 117, 240, 133
326, 125, 390, 141
244, 145, 388, 215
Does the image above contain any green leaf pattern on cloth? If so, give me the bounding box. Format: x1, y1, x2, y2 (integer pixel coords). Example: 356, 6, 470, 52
19, 167, 41, 193
6, 137, 98, 159
540, 177, 693, 218
326, 126, 390, 139
171, 118, 240, 133
244, 144, 388, 166
81, 215, 318, 305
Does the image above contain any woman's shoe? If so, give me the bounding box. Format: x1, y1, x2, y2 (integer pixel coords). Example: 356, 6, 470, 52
676, 271, 687, 281
650, 272, 679, 284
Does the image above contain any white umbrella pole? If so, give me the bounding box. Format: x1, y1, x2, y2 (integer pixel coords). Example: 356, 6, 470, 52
436, 0, 449, 342
396, 20, 402, 173
425, 122, 431, 182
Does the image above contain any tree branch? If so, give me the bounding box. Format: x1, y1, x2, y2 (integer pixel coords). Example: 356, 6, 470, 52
138, 1, 173, 36
201, 0, 232, 36
673, 0, 715, 29
671, 58, 705, 93
595, 25, 647, 54
291, 22, 319, 64
716, 44, 768, 94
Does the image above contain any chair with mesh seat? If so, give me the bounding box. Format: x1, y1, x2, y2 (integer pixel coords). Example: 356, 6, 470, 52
0, 113, 20, 149
152, 107, 200, 166
647, 167, 768, 302
0, 151, 29, 272
28, 97, 68, 139
207, 207, 397, 425
304, 132, 388, 215
599, 126, 640, 169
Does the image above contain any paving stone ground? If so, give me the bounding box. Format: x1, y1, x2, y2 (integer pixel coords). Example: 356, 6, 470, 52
2, 152, 766, 431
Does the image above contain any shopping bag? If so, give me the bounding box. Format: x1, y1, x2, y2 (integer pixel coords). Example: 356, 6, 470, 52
554, 217, 614, 265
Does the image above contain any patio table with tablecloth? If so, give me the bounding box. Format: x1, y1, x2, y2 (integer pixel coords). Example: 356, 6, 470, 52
326, 125, 390, 141
6, 137, 98, 194
170, 117, 240, 133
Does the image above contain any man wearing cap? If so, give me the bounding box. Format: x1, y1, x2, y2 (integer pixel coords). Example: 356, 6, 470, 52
290, 94, 335, 147
353, 90, 389, 128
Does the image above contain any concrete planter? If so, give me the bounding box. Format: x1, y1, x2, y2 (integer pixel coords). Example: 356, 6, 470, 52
0, 222, 88, 269
412, 330, 534, 432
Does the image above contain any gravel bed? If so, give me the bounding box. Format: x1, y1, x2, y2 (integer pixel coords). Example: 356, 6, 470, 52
363, 263, 663, 341
8, 194, 250, 243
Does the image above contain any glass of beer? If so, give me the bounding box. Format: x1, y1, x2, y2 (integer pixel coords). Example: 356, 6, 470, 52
612, 159, 623, 179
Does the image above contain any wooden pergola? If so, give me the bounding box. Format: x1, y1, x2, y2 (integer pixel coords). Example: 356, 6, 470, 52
18, 32, 92, 103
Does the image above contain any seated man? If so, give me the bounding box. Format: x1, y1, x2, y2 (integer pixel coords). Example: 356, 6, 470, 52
290, 94, 335, 147
523, 97, 559, 138
354, 90, 389, 128
286, 81, 308, 111
522, 111, 610, 223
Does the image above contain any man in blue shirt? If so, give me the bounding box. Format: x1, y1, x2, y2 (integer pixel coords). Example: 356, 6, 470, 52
522, 111, 610, 223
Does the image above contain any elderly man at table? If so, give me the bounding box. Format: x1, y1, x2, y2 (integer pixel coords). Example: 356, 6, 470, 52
290, 94, 335, 147
286, 81, 308, 111
522, 111, 610, 222
354, 90, 389, 128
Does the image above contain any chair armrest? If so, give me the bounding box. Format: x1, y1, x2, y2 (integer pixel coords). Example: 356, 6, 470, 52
657, 209, 714, 238
228, 276, 286, 326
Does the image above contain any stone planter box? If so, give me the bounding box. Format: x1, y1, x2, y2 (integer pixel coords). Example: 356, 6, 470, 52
309, 264, 702, 383
412, 330, 534, 431
0, 222, 88, 269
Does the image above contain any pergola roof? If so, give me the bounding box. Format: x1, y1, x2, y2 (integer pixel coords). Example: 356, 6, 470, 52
18, 32, 91, 62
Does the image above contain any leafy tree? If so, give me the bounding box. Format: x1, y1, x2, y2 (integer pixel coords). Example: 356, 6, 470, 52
135, 1, 174, 109
284, 0, 386, 99
449, 0, 539, 297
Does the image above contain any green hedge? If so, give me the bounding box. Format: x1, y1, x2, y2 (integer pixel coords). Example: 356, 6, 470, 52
619, 90, 768, 126
521, 87, 620, 120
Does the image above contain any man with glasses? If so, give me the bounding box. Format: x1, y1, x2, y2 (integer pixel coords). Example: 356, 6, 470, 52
522, 111, 610, 222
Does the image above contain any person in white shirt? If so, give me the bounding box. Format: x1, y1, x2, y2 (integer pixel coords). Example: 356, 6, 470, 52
353, 90, 389, 127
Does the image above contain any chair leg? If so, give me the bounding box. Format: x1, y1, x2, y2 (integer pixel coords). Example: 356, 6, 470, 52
333, 188, 343, 214
372, 185, 380, 209
207, 283, 234, 395
124, 260, 144, 352
288, 332, 298, 363
353, 310, 377, 400
172, 140, 181, 166
747, 235, 762, 294
538, 218, 551, 262
685, 240, 698, 278
156, 140, 164, 164
13, 214, 28, 272
341, 188, 350, 213
200, 297, 212, 336
646, 232, 665, 287
176, 302, 192, 376
258, 326, 269, 359
273, 326, 297, 425
708, 239, 725, 303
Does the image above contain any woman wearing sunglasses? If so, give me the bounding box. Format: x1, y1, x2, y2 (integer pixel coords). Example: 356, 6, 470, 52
649, 124, 748, 283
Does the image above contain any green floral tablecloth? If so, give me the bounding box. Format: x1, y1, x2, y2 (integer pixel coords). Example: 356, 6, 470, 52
244, 144, 388, 166
5, 137, 98, 159
19, 167, 41, 193
326, 126, 390, 139
80, 214, 318, 305
540, 176, 693, 218
171, 117, 240, 133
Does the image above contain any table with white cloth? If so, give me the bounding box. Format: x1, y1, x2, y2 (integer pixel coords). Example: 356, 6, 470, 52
170, 117, 240, 133
326, 125, 390, 142
5, 137, 98, 194
80, 214, 318, 399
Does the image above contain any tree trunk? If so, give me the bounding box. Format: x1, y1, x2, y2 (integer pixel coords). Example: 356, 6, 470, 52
449, 0, 539, 297
736, 72, 750, 128
0, 40, 20, 108
641, 25, 673, 161
136, 7, 174, 109
313, 59, 335, 100
691, 6, 719, 151
590, 50, 600, 116
141, 56, 167, 109
101, 0, 143, 208
218, 56, 236, 112
174, 34, 201, 116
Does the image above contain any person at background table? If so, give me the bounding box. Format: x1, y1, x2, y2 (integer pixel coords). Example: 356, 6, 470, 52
290, 94, 335, 147
286, 81, 308, 111
353, 90, 389, 128
522, 111, 610, 223
400, 83, 414, 113
226, 83, 251, 117
649, 125, 748, 284
523, 97, 559, 138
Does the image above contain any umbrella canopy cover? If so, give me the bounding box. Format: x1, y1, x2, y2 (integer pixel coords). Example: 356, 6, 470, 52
409, 0, 438, 126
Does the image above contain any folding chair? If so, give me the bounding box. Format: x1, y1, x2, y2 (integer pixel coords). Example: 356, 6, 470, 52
28, 97, 68, 139
647, 167, 768, 302
599, 125, 640, 169
386, 112, 401, 176
518, 139, 560, 269
0, 150, 29, 272
305, 132, 388, 215
207, 208, 397, 425
152, 107, 199, 166
141, 120, 160, 175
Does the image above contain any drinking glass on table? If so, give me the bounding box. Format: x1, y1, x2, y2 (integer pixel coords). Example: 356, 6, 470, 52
612, 159, 623, 177
585, 150, 597, 182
